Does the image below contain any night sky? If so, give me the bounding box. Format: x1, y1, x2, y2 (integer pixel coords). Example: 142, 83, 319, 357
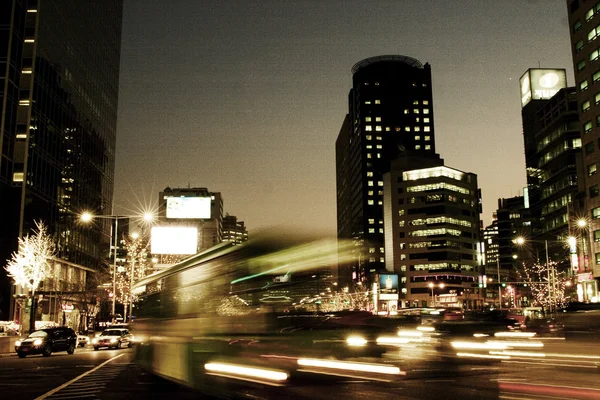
114, 0, 573, 235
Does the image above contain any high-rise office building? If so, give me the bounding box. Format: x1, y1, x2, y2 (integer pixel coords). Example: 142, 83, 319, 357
222, 215, 248, 245
567, 0, 600, 282
383, 158, 482, 309
0, 1, 123, 318
519, 69, 583, 264
336, 55, 437, 287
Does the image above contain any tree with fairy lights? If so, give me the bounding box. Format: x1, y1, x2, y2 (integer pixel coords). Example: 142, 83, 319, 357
115, 232, 150, 321
517, 260, 571, 312
4, 221, 56, 332
317, 283, 370, 312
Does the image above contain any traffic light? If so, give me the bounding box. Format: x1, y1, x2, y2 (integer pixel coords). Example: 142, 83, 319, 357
501, 283, 506, 287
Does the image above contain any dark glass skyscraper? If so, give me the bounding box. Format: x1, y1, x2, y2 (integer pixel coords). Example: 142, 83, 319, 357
336, 55, 438, 287
0, 0, 123, 317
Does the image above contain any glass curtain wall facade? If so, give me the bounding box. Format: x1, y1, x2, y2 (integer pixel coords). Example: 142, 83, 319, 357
0, 0, 123, 317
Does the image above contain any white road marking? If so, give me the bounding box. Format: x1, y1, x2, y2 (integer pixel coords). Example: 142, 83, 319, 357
34, 354, 124, 400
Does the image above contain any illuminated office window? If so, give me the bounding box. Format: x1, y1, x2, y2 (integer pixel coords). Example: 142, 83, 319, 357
583, 100, 591, 112
589, 163, 598, 177
581, 79, 589, 91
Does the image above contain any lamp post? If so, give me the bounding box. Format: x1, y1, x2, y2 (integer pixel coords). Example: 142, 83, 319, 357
577, 218, 588, 272
496, 256, 502, 308
80, 212, 153, 323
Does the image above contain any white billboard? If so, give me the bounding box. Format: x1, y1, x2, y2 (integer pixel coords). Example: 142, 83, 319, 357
166, 196, 211, 219
520, 69, 567, 107
151, 226, 198, 255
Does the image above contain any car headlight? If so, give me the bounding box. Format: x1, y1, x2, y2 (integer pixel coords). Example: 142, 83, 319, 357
92, 338, 98, 344
33, 339, 43, 346
346, 335, 367, 347
110, 338, 117, 343
15, 340, 21, 347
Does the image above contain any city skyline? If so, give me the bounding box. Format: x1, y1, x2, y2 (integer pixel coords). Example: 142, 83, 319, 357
115, 0, 574, 234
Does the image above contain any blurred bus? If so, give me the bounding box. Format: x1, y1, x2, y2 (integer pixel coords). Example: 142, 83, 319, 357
130, 233, 393, 396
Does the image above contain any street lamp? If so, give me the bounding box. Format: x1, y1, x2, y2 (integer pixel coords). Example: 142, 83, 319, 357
576, 218, 589, 272
428, 282, 444, 306
79, 211, 154, 323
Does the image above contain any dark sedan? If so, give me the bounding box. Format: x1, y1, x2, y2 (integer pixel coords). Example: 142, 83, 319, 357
15, 327, 77, 358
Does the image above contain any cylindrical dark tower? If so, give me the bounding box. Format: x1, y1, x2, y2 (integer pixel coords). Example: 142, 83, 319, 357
336, 55, 438, 286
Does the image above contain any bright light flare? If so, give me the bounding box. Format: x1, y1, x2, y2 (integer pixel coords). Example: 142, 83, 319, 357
456, 352, 510, 360
416, 326, 435, 332
15, 340, 21, 347
376, 336, 410, 345
451, 341, 508, 350
487, 340, 543, 349
397, 329, 423, 338
490, 350, 545, 358
204, 363, 288, 382
494, 332, 536, 338
297, 358, 403, 375
80, 212, 92, 222
143, 212, 154, 222
346, 335, 367, 347
33, 339, 42, 346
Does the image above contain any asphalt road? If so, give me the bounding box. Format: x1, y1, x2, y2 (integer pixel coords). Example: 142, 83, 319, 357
0, 340, 598, 400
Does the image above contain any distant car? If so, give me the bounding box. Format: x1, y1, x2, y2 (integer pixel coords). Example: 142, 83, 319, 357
92, 328, 134, 350
77, 335, 90, 347
524, 318, 564, 336
15, 327, 77, 358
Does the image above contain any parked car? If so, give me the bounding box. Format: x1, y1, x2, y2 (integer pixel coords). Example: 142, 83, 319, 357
92, 328, 134, 350
77, 334, 90, 347
15, 327, 77, 358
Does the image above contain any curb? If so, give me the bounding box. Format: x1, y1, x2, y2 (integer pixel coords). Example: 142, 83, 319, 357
0, 353, 15, 358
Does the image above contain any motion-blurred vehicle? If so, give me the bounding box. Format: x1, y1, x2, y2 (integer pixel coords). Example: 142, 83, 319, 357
131, 235, 398, 398
15, 327, 77, 358
92, 328, 134, 350
77, 334, 90, 347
